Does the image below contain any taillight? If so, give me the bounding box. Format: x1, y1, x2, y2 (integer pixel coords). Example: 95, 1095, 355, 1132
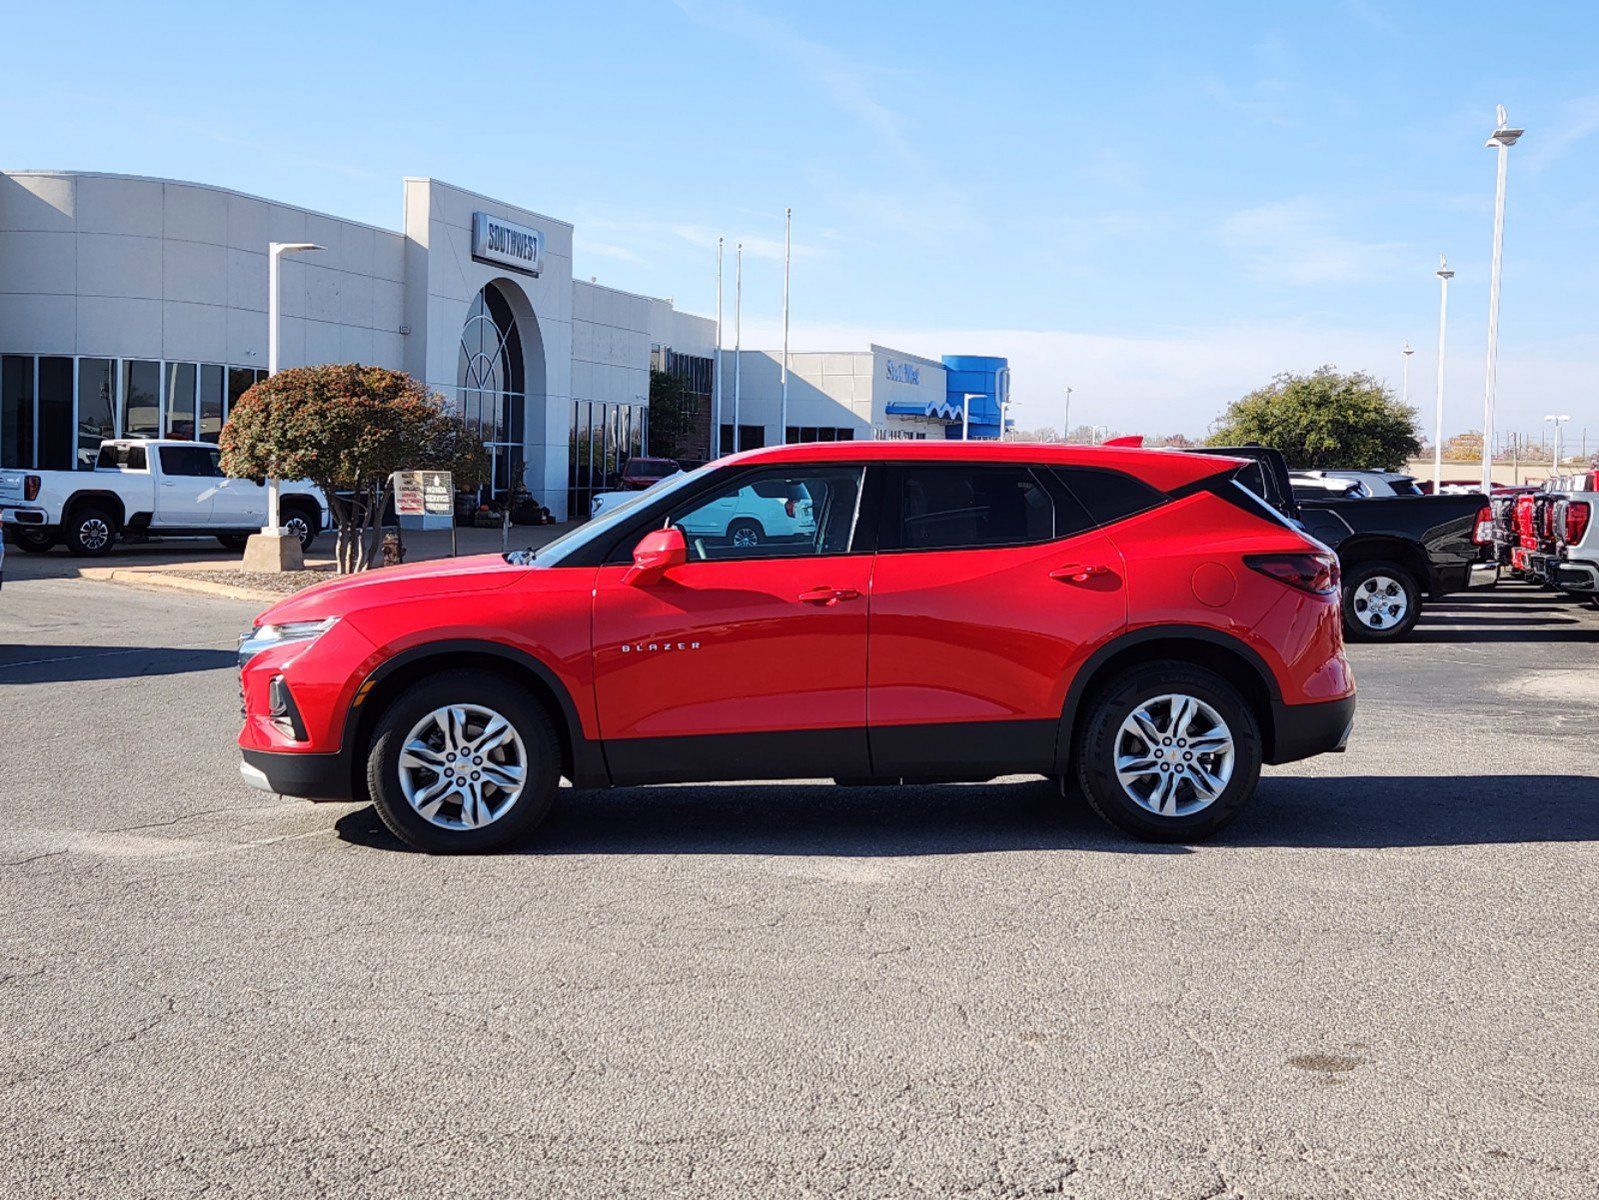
1566, 500, 1591, 545
1472, 504, 1493, 545
1246, 553, 1340, 595
784, 498, 796, 518
23, 474, 40, 501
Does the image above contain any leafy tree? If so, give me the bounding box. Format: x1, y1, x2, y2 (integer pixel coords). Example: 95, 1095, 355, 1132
1008, 426, 1064, 443
1207, 366, 1421, 470
1440, 430, 1483, 462
648, 368, 697, 460
221, 365, 487, 573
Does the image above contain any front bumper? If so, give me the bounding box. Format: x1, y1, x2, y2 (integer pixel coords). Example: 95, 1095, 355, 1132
240, 747, 355, 800
1267, 694, 1356, 765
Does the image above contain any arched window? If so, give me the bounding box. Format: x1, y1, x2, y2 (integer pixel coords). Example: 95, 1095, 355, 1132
457, 284, 525, 496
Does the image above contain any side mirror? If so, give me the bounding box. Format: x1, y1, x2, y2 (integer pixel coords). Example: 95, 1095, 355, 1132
624, 526, 687, 586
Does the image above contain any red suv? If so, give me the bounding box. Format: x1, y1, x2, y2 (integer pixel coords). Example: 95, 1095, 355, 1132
237, 443, 1355, 851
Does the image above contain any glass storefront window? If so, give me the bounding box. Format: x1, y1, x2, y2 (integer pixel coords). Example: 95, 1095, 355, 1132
1, 356, 35, 469
38, 357, 74, 470
199, 365, 225, 443
164, 362, 197, 440
122, 360, 160, 440
77, 359, 115, 468
228, 367, 257, 415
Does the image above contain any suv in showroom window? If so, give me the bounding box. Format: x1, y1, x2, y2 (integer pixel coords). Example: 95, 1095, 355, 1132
237, 442, 1355, 851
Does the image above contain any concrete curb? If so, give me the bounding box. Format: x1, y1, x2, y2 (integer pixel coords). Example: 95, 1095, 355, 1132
80, 567, 282, 604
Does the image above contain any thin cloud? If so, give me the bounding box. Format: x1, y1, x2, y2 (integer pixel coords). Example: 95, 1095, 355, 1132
1220, 197, 1408, 285
1524, 95, 1599, 172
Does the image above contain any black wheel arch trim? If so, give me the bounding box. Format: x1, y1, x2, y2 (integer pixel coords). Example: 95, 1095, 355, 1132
342, 638, 608, 788
1054, 624, 1284, 769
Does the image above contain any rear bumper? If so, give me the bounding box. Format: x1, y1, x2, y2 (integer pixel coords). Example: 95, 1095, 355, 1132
0, 507, 49, 526
1268, 695, 1356, 765
239, 747, 354, 801
1553, 560, 1599, 593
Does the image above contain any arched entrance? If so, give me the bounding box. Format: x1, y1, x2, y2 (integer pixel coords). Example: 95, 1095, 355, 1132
457, 280, 545, 501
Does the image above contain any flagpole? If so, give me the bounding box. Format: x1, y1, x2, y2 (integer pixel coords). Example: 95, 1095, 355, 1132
713, 237, 723, 459
780, 207, 791, 445
733, 243, 743, 452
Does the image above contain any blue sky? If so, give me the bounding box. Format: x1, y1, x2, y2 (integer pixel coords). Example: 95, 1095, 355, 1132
5, 0, 1598, 442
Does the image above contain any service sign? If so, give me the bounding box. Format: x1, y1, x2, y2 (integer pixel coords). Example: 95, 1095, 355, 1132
471, 212, 544, 276
393, 470, 454, 517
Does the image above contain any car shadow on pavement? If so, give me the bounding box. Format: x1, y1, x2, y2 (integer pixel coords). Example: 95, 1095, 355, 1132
333, 771, 1599, 856
0, 643, 238, 683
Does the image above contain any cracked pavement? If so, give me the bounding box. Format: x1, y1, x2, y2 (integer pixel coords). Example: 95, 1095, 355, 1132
1, 573, 1596, 1197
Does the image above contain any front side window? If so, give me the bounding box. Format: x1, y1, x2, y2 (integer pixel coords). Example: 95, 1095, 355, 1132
886, 466, 1060, 551
158, 446, 221, 477
667, 466, 863, 562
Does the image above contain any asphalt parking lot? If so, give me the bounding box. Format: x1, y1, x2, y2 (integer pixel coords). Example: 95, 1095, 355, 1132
1, 571, 1596, 1198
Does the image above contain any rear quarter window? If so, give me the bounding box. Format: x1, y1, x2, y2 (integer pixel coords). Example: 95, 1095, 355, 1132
1051, 467, 1166, 527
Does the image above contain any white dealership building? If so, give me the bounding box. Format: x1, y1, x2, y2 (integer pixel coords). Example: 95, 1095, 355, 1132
0, 170, 1008, 520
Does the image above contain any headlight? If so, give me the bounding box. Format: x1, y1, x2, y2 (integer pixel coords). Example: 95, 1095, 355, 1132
238, 617, 337, 667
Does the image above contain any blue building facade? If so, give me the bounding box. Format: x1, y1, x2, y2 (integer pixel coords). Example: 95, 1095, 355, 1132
941, 355, 1011, 440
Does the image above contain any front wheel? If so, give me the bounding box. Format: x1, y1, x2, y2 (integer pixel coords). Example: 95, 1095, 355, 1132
1075, 663, 1262, 843
366, 670, 560, 853
1341, 561, 1421, 642
217, 533, 250, 551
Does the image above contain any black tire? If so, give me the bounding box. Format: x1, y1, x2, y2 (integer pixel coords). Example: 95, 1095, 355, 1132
217, 533, 250, 551
725, 518, 764, 551
365, 669, 560, 853
281, 505, 318, 552
1074, 662, 1262, 843
1340, 560, 1421, 642
12, 528, 57, 554
63, 506, 118, 557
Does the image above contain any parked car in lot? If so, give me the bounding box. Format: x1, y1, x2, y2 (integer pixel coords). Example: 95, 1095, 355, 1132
237, 441, 1356, 851
1541, 472, 1597, 600
1290, 469, 1424, 498
1206, 447, 1491, 642
0, 439, 327, 557
615, 456, 682, 490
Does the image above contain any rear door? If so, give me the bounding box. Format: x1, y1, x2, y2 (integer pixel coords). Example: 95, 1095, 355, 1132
864, 463, 1129, 778
154, 445, 221, 525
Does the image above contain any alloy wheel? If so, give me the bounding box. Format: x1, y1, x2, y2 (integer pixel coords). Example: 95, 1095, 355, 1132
1113, 693, 1235, 818
730, 525, 760, 549
284, 515, 311, 543
1352, 575, 1408, 631
397, 704, 528, 831
79, 518, 111, 552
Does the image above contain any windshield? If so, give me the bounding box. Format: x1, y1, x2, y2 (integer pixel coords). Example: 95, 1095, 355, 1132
514, 460, 719, 567
628, 460, 678, 478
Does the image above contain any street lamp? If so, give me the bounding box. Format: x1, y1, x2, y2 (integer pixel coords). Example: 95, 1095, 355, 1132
1545, 413, 1572, 475
265, 241, 323, 536
1401, 340, 1414, 408
962, 392, 983, 441
1063, 385, 1073, 441
1482, 105, 1524, 493
1432, 255, 1454, 494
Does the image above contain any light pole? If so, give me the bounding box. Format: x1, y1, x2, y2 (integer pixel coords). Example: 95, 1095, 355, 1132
242, 241, 321, 571
1063, 386, 1073, 441
713, 237, 723, 457
1432, 255, 1454, 493
780, 207, 791, 444
1545, 413, 1572, 475
1482, 105, 1524, 493
732, 243, 743, 451
1401, 340, 1414, 407
962, 393, 983, 441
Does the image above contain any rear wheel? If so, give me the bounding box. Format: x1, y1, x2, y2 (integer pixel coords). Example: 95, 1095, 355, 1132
12, 528, 56, 554
726, 518, 763, 550
64, 507, 117, 557
1341, 560, 1421, 642
1075, 663, 1262, 843
366, 670, 559, 853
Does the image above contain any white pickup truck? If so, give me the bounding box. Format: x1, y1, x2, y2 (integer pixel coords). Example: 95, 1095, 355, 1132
0, 439, 327, 557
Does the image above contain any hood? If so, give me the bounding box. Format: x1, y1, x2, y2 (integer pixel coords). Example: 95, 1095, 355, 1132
254, 553, 528, 626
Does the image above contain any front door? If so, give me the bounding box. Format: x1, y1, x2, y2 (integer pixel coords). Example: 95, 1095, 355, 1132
866, 463, 1129, 777
592, 463, 872, 783
154, 445, 221, 526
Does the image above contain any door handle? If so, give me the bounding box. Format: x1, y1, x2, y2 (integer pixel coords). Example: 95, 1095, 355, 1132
161, 481, 176, 488
1050, 563, 1110, 584
798, 586, 861, 606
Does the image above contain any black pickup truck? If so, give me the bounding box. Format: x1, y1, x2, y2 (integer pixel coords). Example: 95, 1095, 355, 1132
1205, 447, 1490, 642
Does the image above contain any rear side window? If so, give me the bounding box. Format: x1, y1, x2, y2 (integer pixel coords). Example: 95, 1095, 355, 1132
96, 444, 147, 470
158, 446, 221, 477
1052, 467, 1165, 527
884, 466, 1071, 551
